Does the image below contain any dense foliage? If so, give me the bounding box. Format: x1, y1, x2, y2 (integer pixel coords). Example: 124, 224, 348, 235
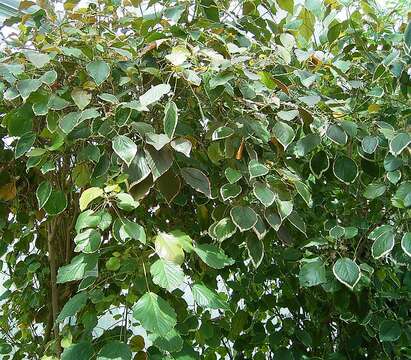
0, 0, 410, 359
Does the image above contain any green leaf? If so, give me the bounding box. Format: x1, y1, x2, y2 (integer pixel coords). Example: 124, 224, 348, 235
369, 225, 393, 240
371, 231, 395, 259
36, 181, 52, 209
150, 259, 184, 292
361, 136, 378, 154
364, 183, 386, 200
340, 123, 357, 139
171, 138, 192, 157
97, 341, 132, 360
139, 84, 171, 107
62, 343, 94, 360
392, 181, 411, 208
6, 103, 33, 136
404, 20, 411, 49
154, 232, 185, 265
326, 124, 347, 145
79, 187, 104, 211
272, 121, 295, 149
16, 79, 42, 100
15, 132, 36, 159
300, 95, 321, 106
156, 169, 181, 204
246, 234, 264, 268
4, 87, 19, 101
0, 341, 11, 355
299, 260, 327, 287
248, 160, 269, 179
98, 93, 119, 104
212, 126, 234, 140
253, 182, 275, 207
209, 73, 234, 89
379, 320, 401, 342
387, 170, 401, 185
165, 46, 190, 66
57, 254, 98, 283
194, 244, 234, 269
333, 156, 358, 184
39, 70, 57, 85
71, 88, 92, 110
150, 329, 183, 353
56, 292, 88, 322
59, 112, 82, 134
164, 4, 185, 22
86, 61, 110, 85
44, 190, 67, 215
116, 193, 139, 212
145, 145, 173, 181
292, 133, 321, 157
225, 167, 242, 184
366, 86, 384, 98
121, 218, 146, 244
384, 153, 403, 172
75, 210, 101, 233
329, 225, 345, 239
124, 150, 151, 187
389, 132, 411, 156
253, 215, 268, 240
74, 229, 102, 253
327, 22, 341, 43
295, 181, 312, 207
48, 94, 70, 110
106, 257, 121, 271
146, 133, 170, 151
277, 110, 299, 122
401, 232, 411, 257
230, 206, 258, 231
344, 227, 358, 239
277, 0, 293, 13
192, 284, 228, 310
332, 258, 361, 290
213, 217, 237, 242
80, 108, 100, 122
264, 209, 282, 231
24, 51, 50, 68
163, 101, 178, 139
288, 211, 306, 235
310, 150, 330, 178
112, 135, 137, 166
220, 183, 242, 201
276, 198, 293, 219
181, 167, 211, 198
132, 292, 177, 335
